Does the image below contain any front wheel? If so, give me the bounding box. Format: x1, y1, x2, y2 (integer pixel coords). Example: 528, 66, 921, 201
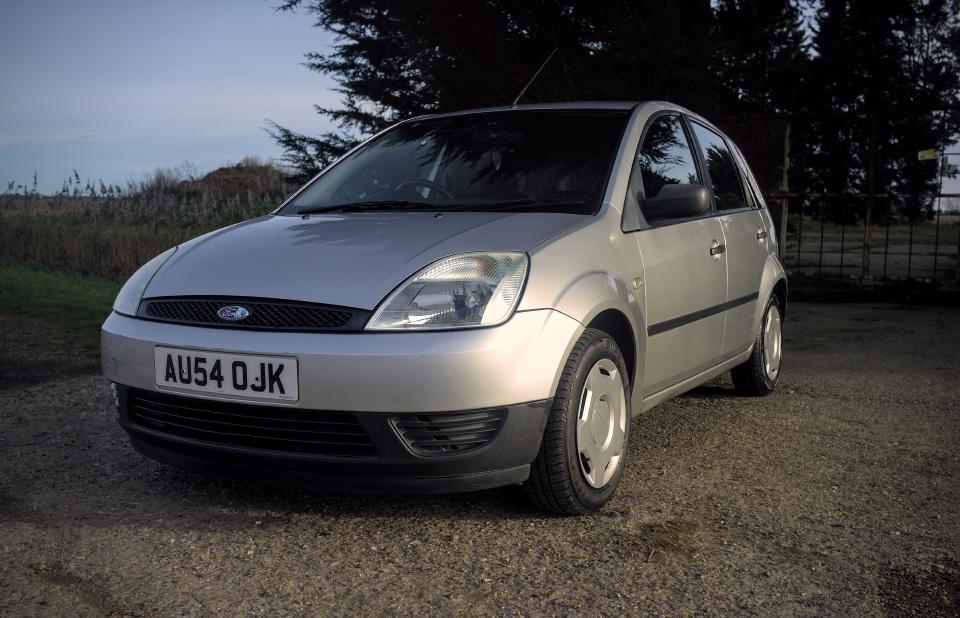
731, 295, 783, 396
524, 329, 631, 515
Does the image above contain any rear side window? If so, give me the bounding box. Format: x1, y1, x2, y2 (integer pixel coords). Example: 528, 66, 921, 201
635, 115, 701, 198
730, 143, 765, 209
690, 122, 747, 211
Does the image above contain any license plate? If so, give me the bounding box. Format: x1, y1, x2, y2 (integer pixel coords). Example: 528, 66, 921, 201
154, 347, 299, 401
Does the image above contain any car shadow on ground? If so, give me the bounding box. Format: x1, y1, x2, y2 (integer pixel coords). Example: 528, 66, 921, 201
113, 378, 749, 527
83, 384, 732, 531
680, 385, 736, 399
149, 465, 543, 523
42, 379, 749, 530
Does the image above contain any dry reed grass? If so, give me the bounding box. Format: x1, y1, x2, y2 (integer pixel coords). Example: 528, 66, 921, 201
1, 159, 298, 280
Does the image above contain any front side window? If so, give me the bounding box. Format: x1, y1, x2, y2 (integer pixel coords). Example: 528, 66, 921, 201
690, 122, 747, 211
280, 110, 630, 215
634, 115, 701, 199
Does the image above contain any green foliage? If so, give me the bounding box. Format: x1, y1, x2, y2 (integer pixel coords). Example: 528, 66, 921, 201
272, 0, 960, 225
713, 0, 809, 113
264, 121, 357, 182
272, 0, 731, 177
801, 0, 960, 222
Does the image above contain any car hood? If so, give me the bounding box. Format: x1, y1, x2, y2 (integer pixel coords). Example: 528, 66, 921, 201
144, 212, 585, 309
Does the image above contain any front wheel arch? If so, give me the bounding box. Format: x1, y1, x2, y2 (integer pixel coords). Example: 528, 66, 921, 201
525, 328, 632, 514
585, 309, 636, 391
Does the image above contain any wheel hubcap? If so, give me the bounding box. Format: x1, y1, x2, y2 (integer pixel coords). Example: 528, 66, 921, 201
576, 359, 627, 488
763, 305, 782, 380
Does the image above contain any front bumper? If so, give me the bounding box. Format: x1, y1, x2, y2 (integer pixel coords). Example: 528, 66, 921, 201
102, 309, 582, 492
115, 385, 552, 493
102, 309, 582, 412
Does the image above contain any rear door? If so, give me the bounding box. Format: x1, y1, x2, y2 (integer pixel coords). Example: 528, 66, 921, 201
628, 114, 728, 394
688, 120, 767, 357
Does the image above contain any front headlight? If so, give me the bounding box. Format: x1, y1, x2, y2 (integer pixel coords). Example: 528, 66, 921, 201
367, 252, 528, 330
112, 247, 177, 316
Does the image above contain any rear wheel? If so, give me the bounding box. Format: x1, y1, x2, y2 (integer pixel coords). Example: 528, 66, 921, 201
525, 329, 631, 515
731, 295, 782, 396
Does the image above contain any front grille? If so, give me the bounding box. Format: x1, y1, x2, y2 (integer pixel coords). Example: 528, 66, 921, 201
139, 297, 368, 331
127, 389, 376, 457
392, 409, 507, 456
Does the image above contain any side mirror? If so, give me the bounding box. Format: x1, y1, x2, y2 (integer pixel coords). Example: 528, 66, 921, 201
641, 184, 710, 221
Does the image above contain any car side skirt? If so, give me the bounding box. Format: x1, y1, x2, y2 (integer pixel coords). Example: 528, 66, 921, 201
638, 346, 754, 415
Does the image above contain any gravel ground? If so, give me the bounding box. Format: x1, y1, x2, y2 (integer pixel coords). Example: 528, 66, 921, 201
1, 303, 958, 616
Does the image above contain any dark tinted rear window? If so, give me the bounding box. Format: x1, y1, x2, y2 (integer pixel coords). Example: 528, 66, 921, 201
690, 122, 747, 211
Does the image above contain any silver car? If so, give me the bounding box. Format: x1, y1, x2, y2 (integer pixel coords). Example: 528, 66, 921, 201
102, 101, 786, 514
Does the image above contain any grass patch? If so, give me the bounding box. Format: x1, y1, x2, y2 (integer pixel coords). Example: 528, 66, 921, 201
786, 213, 951, 238
0, 259, 120, 354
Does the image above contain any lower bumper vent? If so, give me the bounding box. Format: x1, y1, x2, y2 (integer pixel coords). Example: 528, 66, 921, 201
392, 409, 507, 456
127, 389, 376, 457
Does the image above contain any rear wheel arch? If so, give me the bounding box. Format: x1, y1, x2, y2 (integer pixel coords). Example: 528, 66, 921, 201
754, 255, 787, 330
731, 293, 783, 396
772, 277, 788, 320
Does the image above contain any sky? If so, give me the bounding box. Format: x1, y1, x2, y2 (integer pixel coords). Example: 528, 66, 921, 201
0, 0, 337, 193
1, 2, 956, 198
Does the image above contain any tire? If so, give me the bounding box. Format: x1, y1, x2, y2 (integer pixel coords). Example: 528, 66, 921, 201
731, 294, 783, 396
525, 328, 631, 515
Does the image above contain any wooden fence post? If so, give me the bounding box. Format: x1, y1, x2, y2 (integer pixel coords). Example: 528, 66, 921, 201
862, 116, 876, 279
779, 121, 791, 259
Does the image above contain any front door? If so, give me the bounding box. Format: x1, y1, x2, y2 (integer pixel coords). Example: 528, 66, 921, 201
628, 114, 729, 394
636, 218, 729, 393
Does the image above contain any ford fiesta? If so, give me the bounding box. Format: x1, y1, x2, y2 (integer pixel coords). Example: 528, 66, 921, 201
102, 101, 786, 515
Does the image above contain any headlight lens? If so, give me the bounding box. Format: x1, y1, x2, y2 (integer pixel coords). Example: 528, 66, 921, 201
112, 247, 177, 316
367, 252, 528, 330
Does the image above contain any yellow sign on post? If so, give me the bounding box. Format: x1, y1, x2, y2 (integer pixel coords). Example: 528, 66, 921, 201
917, 148, 939, 161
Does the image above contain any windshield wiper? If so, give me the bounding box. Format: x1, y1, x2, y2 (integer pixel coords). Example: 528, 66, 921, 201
445, 199, 587, 212
297, 200, 438, 215
297, 198, 590, 215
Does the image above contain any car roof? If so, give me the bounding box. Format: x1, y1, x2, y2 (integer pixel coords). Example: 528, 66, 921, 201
414, 101, 638, 120
410, 100, 721, 133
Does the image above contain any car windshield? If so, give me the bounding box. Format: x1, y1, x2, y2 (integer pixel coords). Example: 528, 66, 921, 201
279, 110, 630, 215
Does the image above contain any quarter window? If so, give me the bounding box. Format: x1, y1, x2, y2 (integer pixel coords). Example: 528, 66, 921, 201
690, 122, 747, 211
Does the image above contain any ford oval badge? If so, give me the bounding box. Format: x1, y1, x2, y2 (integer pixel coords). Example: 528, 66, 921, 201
217, 305, 250, 322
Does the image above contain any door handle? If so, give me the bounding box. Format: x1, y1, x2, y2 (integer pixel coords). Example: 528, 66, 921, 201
710, 242, 726, 257
757, 229, 768, 240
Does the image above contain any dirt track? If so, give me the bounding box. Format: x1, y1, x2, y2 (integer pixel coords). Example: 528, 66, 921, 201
1, 303, 958, 616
